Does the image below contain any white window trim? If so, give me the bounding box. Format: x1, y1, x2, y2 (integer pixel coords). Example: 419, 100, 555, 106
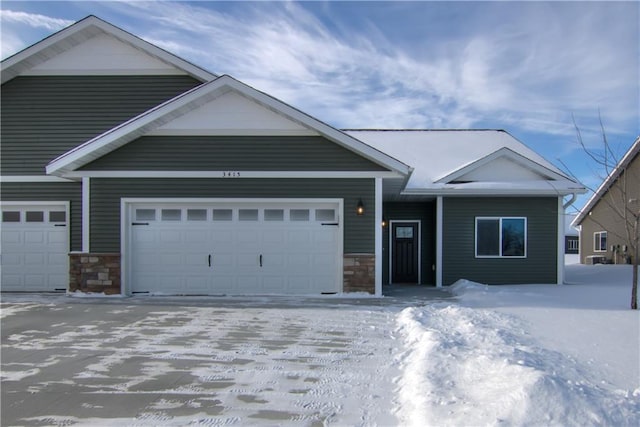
475, 216, 527, 259
593, 231, 607, 252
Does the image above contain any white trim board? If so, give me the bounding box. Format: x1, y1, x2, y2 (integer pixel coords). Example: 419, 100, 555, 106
62, 171, 402, 179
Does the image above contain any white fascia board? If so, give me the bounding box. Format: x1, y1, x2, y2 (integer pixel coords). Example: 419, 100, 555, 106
48, 75, 410, 177
435, 147, 572, 184
1, 16, 216, 84
573, 136, 640, 227
0, 175, 76, 183
62, 170, 402, 179
401, 185, 585, 197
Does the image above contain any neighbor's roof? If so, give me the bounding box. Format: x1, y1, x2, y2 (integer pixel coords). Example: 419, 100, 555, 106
345, 129, 584, 195
573, 136, 640, 226
1, 15, 217, 84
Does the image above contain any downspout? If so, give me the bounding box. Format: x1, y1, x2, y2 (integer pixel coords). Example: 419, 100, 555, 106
563, 192, 577, 210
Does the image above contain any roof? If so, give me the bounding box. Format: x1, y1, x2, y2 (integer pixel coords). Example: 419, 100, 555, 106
1, 15, 216, 84
46, 75, 411, 177
345, 129, 584, 196
572, 136, 640, 226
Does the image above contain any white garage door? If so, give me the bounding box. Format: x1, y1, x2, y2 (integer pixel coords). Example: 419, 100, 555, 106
1, 204, 69, 292
129, 201, 342, 295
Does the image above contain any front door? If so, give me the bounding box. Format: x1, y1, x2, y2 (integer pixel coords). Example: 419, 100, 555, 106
391, 222, 419, 284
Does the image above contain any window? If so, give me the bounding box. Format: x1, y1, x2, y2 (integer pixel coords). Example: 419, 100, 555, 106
161, 209, 181, 221
187, 209, 207, 221
594, 231, 607, 252
315, 209, 335, 222
212, 209, 233, 221
136, 209, 156, 221
2, 211, 20, 222
567, 238, 579, 251
476, 217, 526, 258
239, 209, 259, 221
290, 209, 310, 221
49, 211, 66, 223
264, 209, 284, 221
25, 211, 44, 222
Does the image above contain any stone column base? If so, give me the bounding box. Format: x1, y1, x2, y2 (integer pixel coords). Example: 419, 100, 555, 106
69, 253, 121, 295
343, 254, 375, 294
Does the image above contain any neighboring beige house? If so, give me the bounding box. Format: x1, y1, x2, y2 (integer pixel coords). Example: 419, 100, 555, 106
573, 136, 640, 264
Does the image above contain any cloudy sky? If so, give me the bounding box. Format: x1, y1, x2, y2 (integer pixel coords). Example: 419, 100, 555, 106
1, 1, 638, 211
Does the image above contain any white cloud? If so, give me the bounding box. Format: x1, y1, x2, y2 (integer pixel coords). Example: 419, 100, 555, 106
0, 10, 73, 31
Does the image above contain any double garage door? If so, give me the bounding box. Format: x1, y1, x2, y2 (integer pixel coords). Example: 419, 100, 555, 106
1, 203, 69, 292
129, 201, 342, 295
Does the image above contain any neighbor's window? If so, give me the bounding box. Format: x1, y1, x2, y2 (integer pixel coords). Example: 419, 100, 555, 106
594, 231, 607, 252
476, 217, 526, 258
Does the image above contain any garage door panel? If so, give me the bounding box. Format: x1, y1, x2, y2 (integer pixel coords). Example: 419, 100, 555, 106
25, 231, 45, 244
2, 231, 21, 244
130, 202, 341, 295
25, 275, 45, 287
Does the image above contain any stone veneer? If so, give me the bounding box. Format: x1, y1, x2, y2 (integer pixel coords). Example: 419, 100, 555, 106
343, 254, 375, 294
69, 253, 121, 294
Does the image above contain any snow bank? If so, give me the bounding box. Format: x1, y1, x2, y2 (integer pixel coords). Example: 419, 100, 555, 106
395, 265, 640, 426
395, 304, 639, 426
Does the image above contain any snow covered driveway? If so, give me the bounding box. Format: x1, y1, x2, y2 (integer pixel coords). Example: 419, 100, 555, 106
1, 297, 408, 426
2, 267, 639, 426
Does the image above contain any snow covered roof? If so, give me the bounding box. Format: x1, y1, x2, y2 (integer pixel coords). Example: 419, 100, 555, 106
345, 129, 584, 196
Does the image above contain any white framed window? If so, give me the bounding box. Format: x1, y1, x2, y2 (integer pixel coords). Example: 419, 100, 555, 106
476, 217, 527, 258
594, 231, 607, 252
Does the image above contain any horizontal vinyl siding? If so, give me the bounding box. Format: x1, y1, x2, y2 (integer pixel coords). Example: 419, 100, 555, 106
80, 136, 387, 171
90, 178, 374, 253
383, 202, 436, 284
1, 75, 201, 175
443, 197, 558, 285
1, 182, 82, 251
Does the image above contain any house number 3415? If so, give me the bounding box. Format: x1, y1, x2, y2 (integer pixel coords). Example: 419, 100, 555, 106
222, 171, 241, 178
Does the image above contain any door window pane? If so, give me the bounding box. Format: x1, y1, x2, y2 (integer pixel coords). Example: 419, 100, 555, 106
2, 211, 20, 222
187, 209, 207, 221
212, 209, 233, 221
161, 209, 181, 221
395, 226, 414, 239
26, 211, 44, 222
315, 209, 335, 221
239, 209, 259, 221
264, 209, 284, 221
290, 209, 309, 221
136, 209, 156, 221
49, 211, 66, 222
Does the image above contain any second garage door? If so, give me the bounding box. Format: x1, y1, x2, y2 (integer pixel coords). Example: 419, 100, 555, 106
128, 201, 342, 295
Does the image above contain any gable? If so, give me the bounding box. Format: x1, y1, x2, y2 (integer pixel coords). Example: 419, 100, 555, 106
453, 156, 552, 183
25, 33, 184, 76
46, 75, 410, 177
1, 16, 216, 84
150, 90, 317, 136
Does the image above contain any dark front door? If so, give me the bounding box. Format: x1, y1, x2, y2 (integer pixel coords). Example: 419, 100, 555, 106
392, 222, 419, 284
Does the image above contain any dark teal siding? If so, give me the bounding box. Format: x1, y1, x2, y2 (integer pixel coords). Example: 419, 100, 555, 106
80, 136, 387, 171
442, 197, 558, 284
0, 182, 82, 251
1, 75, 201, 175
382, 202, 435, 284
90, 178, 374, 254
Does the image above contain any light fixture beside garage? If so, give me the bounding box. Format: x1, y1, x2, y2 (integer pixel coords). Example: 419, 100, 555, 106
356, 199, 365, 216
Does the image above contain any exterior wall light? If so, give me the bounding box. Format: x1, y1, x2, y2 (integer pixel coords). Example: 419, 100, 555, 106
382, 217, 387, 227
356, 199, 365, 216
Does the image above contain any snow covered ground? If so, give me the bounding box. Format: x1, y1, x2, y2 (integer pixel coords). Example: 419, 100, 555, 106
395, 262, 639, 426
1, 261, 639, 426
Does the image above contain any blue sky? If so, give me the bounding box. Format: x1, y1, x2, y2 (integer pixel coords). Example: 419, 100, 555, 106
1, 1, 638, 212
